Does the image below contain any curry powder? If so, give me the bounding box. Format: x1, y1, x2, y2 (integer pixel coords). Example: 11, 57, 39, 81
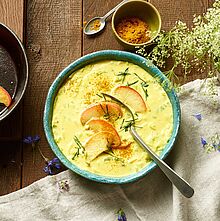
116, 17, 151, 44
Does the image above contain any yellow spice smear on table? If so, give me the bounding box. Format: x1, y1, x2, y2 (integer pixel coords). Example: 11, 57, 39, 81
116, 17, 151, 44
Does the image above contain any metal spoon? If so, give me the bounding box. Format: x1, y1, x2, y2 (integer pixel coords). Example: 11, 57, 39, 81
102, 93, 194, 198
84, 0, 128, 36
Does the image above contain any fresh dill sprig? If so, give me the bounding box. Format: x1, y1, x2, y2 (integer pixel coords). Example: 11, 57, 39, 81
72, 136, 85, 160
126, 80, 139, 86
117, 67, 131, 83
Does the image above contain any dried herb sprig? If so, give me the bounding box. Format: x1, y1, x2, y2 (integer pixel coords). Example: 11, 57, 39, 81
58, 180, 70, 192
23, 135, 40, 163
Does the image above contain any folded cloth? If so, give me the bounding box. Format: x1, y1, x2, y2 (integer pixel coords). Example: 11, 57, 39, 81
0, 79, 219, 221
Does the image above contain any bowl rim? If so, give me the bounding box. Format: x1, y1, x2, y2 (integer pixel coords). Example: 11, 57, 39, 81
0, 23, 29, 122
111, 0, 162, 47
44, 50, 180, 184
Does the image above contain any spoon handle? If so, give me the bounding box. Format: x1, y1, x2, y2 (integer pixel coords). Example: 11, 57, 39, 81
103, 0, 129, 20
130, 127, 194, 198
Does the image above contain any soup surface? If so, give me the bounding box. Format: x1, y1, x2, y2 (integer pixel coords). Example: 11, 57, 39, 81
52, 60, 173, 177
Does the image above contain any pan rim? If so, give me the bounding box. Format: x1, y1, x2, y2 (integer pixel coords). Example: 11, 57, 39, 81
0, 22, 29, 122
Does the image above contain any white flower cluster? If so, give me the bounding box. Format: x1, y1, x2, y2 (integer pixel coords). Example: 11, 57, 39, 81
137, 0, 220, 83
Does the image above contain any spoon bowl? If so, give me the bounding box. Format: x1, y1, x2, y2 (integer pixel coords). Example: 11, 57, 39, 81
84, 17, 105, 36
83, 0, 128, 36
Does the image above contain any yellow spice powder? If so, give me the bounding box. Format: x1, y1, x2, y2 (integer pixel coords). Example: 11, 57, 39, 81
90, 19, 101, 31
116, 17, 151, 44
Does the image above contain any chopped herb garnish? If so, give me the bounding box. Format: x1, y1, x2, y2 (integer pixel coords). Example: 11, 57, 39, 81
133, 73, 146, 82
141, 81, 149, 100
72, 136, 85, 160
96, 93, 103, 98
126, 80, 139, 86
121, 118, 136, 132
133, 73, 149, 100
120, 119, 125, 129
117, 67, 131, 83
100, 103, 110, 120
96, 93, 107, 101
105, 151, 124, 163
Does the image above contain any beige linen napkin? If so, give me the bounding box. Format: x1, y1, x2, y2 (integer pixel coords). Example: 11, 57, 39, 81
0, 78, 219, 221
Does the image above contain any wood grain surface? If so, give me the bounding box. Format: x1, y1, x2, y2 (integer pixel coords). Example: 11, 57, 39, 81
0, 0, 24, 195
0, 0, 215, 195
22, 0, 82, 187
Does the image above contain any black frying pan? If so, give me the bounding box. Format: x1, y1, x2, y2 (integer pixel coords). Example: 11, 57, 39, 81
0, 23, 28, 121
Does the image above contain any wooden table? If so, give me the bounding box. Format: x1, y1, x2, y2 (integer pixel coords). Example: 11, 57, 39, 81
0, 0, 214, 196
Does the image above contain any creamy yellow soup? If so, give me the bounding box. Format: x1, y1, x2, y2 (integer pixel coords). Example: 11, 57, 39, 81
52, 60, 173, 177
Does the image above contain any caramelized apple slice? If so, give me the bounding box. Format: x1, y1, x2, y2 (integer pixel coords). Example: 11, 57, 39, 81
114, 86, 147, 112
0, 86, 12, 107
80, 102, 123, 125
85, 131, 114, 161
86, 119, 121, 146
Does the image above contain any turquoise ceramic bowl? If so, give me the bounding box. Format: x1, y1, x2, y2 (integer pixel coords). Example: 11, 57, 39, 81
44, 50, 180, 184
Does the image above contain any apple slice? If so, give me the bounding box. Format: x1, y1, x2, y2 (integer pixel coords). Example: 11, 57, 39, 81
85, 131, 114, 162
86, 119, 121, 146
114, 86, 147, 112
80, 102, 123, 125
0, 86, 12, 107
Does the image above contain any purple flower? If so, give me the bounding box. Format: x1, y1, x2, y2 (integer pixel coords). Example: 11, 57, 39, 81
193, 113, 202, 121
43, 158, 62, 175
201, 137, 207, 147
117, 209, 127, 221
23, 135, 40, 144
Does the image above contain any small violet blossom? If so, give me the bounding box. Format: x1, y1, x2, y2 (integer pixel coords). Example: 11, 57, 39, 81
43, 158, 62, 175
193, 113, 202, 121
23, 135, 62, 175
201, 137, 207, 146
117, 209, 127, 221
23, 135, 40, 144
